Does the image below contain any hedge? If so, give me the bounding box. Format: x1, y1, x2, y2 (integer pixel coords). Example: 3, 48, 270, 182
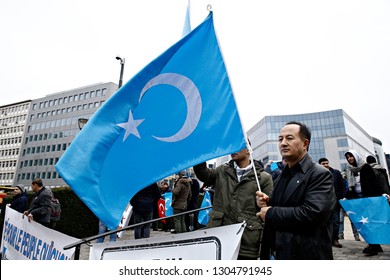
0, 186, 99, 239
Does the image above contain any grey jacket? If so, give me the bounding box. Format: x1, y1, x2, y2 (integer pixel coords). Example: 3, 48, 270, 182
194, 160, 273, 259
28, 187, 52, 226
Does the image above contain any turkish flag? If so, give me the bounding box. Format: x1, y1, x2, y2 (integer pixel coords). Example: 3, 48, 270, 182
157, 198, 166, 224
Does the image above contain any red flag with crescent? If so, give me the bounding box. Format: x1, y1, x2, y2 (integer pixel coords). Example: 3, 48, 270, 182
157, 198, 166, 224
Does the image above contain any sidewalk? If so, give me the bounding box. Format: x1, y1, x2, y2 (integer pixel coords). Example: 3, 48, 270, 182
77, 217, 390, 260
333, 216, 390, 260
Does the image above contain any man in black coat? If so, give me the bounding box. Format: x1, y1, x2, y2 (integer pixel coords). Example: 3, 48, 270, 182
130, 183, 161, 239
318, 157, 346, 248
257, 121, 336, 260
185, 176, 200, 231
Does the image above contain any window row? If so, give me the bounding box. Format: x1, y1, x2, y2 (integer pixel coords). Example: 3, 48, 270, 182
0, 114, 27, 126
18, 171, 60, 181
31, 100, 104, 121
20, 157, 60, 168
0, 172, 14, 180
1, 103, 30, 116
0, 125, 25, 135
27, 132, 58, 142
0, 148, 20, 157
0, 160, 17, 168
25, 129, 78, 144
32, 88, 107, 110
29, 114, 92, 132
22, 143, 68, 156
0, 137, 22, 146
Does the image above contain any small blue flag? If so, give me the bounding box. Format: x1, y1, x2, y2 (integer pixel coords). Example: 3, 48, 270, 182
55, 12, 246, 230
164, 192, 173, 217
270, 161, 279, 172
198, 191, 212, 225
340, 196, 390, 244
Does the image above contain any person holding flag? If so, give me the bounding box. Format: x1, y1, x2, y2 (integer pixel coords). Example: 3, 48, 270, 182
344, 150, 388, 256
194, 143, 273, 260
256, 121, 336, 260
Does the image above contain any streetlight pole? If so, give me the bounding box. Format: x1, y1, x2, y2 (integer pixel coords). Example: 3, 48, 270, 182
78, 118, 88, 130
115, 56, 125, 89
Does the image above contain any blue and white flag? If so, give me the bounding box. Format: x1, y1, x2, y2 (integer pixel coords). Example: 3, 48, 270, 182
164, 192, 173, 217
340, 196, 390, 244
198, 191, 212, 225
55, 12, 246, 230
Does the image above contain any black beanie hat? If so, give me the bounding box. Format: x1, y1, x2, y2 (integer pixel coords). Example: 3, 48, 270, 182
366, 155, 377, 164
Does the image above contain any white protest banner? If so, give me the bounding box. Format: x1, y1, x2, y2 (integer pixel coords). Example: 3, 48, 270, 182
90, 223, 245, 260
1, 206, 79, 260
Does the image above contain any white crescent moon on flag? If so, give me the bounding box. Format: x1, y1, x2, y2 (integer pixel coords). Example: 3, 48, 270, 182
139, 73, 202, 142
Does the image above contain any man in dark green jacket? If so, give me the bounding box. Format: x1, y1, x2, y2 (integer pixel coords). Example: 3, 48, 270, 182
194, 146, 273, 260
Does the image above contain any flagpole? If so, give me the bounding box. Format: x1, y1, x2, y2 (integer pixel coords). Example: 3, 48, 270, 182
248, 143, 262, 192
207, 2, 256, 193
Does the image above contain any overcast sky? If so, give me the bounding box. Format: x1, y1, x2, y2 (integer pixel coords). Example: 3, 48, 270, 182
1, 0, 390, 152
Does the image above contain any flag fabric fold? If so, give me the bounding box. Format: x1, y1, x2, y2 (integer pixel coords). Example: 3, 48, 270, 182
198, 191, 212, 225
182, 0, 191, 37
55, 11, 246, 230
340, 196, 390, 244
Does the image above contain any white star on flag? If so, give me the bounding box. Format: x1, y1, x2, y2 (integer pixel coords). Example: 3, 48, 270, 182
359, 216, 369, 225
116, 110, 144, 141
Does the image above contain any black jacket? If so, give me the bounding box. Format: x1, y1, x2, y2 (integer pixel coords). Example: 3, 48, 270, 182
10, 192, 29, 213
360, 163, 390, 197
329, 167, 346, 200
361, 163, 389, 197
261, 154, 336, 260
131, 183, 161, 214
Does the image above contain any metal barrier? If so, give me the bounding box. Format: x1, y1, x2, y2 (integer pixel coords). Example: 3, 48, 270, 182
63, 206, 212, 260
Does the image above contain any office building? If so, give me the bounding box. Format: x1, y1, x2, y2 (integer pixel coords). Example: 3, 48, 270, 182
0, 101, 31, 186
14, 82, 118, 188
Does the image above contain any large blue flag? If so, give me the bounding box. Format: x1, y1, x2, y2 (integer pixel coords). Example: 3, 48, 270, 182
55, 12, 246, 230
340, 196, 390, 244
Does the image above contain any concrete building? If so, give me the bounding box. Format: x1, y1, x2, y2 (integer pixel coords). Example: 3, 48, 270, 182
217, 109, 388, 174
14, 82, 118, 188
0, 101, 31, 187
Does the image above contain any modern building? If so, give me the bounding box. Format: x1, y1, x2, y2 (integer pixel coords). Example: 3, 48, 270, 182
14, 82, 118, 188
217, 109, 388, 174
0, 101, 32, 187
